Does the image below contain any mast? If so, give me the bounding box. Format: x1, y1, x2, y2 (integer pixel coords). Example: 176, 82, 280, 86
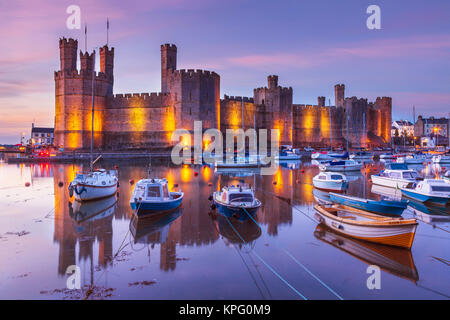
242, 98, 244, 130
363, 109, 366, 149
90, 51, 95, 172
328, 99, 333, 151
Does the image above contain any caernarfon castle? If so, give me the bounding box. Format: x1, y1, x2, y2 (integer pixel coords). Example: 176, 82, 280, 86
54, 38, 391, 151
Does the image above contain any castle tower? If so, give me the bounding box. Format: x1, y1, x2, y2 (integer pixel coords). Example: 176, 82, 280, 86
161, 44, 177, 93
54, 38, 110, 150
318, 96, 325, 107
254, 75, 293, 145
59, 38, 77, 72
268, 75, 278, 89
335, 84, 345, 108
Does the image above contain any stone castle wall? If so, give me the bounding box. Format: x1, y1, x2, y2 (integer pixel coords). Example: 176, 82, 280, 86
54, 38, 391, 151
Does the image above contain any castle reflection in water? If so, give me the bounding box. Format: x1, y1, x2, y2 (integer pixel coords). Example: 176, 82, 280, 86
45, 160, 319, 277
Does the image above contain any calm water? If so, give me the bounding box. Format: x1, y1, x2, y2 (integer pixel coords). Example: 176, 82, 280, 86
0, 159, 449, 300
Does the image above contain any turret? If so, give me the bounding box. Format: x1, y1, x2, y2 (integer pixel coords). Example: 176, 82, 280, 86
268, 75, 278, 89
80, 50, 94, 74
59, 38, 77, 72
100, 45, 114, 76
318, 96, 325, 107
161, 44, 177, 93
334, 84, 345, 108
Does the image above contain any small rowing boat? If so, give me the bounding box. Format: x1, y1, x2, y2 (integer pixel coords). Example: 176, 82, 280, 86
329, 192, 408, 216
314, 204, 418, 249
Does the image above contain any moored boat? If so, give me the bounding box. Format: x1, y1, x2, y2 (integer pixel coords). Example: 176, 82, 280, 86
371, 163, 421, 189
314, 204, 418, 249
68, 169, 118, 201
312, 172, 348, 191
319, 159, 362, 172
212, 184, 261, 221
130, 178, 184, 215
277, 145, 302, 160
432, 155, 450, 164
396, 154, 427, 165
329, 192, 408, 216
311, 151, 348, 161
350, 151, 373, 161
400, 179, 450, 206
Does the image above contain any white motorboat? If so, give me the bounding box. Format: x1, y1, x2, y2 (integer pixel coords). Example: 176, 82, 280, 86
380, 153, 395, 160
69, 169, 118, 201
212, 184, 261, 221
371, 163, 421, 189
350, 151, 373, 161
444, 170, 450, 182
400, 179, 450, 206
396, 154, 427, 165
312, 172, 348, 191
319, 159, 362, 172
432, 155, 450, 164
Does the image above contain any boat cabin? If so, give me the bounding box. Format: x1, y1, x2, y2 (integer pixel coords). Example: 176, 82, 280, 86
220, 185, 255, 204
315, 172, 346, 181
133, 178, 176, 201
380, 163, 420, 180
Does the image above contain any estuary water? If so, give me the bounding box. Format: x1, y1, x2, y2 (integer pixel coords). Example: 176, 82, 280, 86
0, 159, 449, 300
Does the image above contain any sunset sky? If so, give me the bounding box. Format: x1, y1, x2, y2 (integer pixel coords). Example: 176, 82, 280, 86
1, 0, 450, 143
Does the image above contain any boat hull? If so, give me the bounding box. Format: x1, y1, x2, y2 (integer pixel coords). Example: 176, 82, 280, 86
320, 164, 362, 172
312, 179, 348, 191
400, 189, 449, 206
130, 193, 184, 216
72, 183, 117, 201
214, 201, 260, 221
314, 205, 417, 249
329, 193, 407, 216
371, 175, 414, 189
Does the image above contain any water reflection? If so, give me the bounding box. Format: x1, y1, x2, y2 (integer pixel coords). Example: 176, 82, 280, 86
130, 209, 183, 244
210, 211, 262, 246
314, 224, 419, 284
408, 201, 450, 224
69, 195, 117, 223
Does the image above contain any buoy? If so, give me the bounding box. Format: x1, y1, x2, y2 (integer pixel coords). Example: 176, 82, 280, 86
301, 169, 305, 173
296, 179, 300, 184
194, 172, 198, 176
129, 179, 134, 185
173, 183, 179, 188
273, 181, 277, 185
58, 181, 64, 187
208, 182, 213, 186
25, 182, 30, 187
114, 165, 119, 170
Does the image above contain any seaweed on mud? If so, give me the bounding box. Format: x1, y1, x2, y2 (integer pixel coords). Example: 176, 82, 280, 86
40, 285, 115, 300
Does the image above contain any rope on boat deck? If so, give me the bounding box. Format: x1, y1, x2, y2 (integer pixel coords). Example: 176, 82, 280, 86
223, 215, 308, 300
242, 207, 344, 300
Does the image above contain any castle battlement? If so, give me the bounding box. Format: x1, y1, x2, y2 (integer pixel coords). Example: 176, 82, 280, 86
99, 46, 114, 54
171, 68, 219, 79
161, 43, 177, 50
253, 86, 293, 93
222, 95, 254, 103
59, 37, 77, 47
107, 92, 172, 109
54, 70, 111, 80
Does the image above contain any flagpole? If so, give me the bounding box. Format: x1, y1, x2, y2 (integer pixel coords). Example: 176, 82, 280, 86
84, 24, 87, 52
107, 18, 109, 46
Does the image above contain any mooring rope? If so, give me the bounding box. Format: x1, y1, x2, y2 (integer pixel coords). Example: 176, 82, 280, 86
241, 207, 344, 300
223, 215, 308, 300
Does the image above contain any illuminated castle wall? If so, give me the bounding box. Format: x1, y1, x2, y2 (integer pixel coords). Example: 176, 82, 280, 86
54, 38, 391, 150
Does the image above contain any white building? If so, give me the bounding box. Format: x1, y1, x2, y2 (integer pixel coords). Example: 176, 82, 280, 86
392, 120, 414, 137
31, 123, 54, 145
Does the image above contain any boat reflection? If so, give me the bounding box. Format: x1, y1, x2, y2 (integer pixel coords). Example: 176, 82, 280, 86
312, 187, 332, 205
314, 224, 419, 284
130, 208, 183, 244
69, 195, 118, 223
345, 171, 363, 182
279, 160, 301, 170
371, 184, 403, 201
408, 201, 450, 224
209, 210, 261, 246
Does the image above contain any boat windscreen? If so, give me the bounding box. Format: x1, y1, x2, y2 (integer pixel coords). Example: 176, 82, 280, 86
147, 185, 161, 198
330, 174, 343, 180
403, 172, 419, 179
229, 193, 254, 203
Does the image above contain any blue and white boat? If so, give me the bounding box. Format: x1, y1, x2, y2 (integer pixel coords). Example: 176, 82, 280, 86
400, 179, 450, 206
319, 159, 362, 172
212, 184, 261, 221
444, 170, 450, 182
277, 145, 302, 160
350, 151, 373, 161
329, 193, 408, 216
313, 172, 348, 191
311, 151, 349, 161
432, 154, 450, 164
130, 178, 184, 215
